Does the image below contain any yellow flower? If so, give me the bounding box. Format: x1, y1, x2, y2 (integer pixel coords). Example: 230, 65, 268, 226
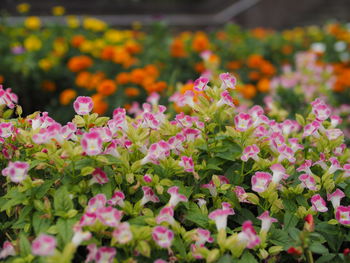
24, 36, 42, 51
52, 6, 65, 16
80, 40, 94, 53
24, 16, 41, 30
83, 17, 107, 32
66, 16, 80, 28
104, 29, 124, 43
38, 58, 52, 71
17, 3, 30, 13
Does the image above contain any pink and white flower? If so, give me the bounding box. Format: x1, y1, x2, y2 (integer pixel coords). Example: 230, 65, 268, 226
0, 123, 14, 138
303, 121, 321, 138
167, 186, 188, 207
2, 161, 29, 183
156, 206, 175, 225
87, 194, 107, 213
234, 186, 250, 203
257, 211, 277, 233
327, 189, 345, 209
241, 144, 260, 162
0, 241, 15, 259
328, 157, 343, 174
202, 176, 229, 196
31, 234, 56, 256
112, 222, 133, 244
81, 131, 103, 156
73, 96, 93, 115
107, 191, 125, 207
152, 226, 174, 248
313, 103, 331, 121
90, 168, 109, 185
270, 163, 289, 183
326, 129, 343, 140
217, 90, 234, 107
298, 174, 317, 190
344, 164, 350, 178
336, 206, 350, 225
219, 72, 236, 89
72, 230, 92, 246
194, 76, 209, 91
141, 186, 160, 206
277, 145, 296, 163
179, 156, 194, 172
251, 172, 272, 193
95, 247, 116, 263
296, 160, 313, 175
237, 221, 260, 249
96, 207, 123, 227
141, 140, 170, 165
311, 194, 328, 212
208, 203, 235, 230
234, 113, 253, 132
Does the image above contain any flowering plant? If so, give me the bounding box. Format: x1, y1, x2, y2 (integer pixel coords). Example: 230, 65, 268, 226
0, 69, 350, 263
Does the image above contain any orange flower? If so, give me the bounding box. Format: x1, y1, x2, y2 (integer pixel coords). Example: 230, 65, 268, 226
87, 72, 105, 90
97, 79, 117, 96
248, 71, 260, 81
41, 80, 56, 92
144, 64, 159, 78
247, 54, 263, 68
67, 55, 93, 72
125, 87, 140, 97
59, 89, 77, 105
237, 84, 256, 99
71, 35, 85, 48
257, 78, 270, 93
260, 62, 276, 76
144, 81, 167, 94
227, 61, 241, 71
101, 46, 115, 60
125, 41, 142, 54
170, 38, 187, 58
192, 31, 210, 52
130, 68, 146, 84
115, 72, 130, 84
282, 45, 293, 55
75, 71, 91, 88
91, 94, 108, 115
194, 62, 205, 73
0, 75, 4, 84
250, 27, 273, 39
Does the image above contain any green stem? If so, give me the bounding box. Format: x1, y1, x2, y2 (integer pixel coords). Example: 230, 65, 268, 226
305, 249, 314, 263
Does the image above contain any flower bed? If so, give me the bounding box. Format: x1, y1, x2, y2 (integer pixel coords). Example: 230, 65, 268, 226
0, 73, 349, 262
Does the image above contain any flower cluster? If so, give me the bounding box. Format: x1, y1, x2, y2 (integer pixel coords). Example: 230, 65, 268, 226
0, 71, 349, 263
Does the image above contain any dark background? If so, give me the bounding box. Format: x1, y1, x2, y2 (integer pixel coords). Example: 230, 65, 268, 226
1, 0, 350, 29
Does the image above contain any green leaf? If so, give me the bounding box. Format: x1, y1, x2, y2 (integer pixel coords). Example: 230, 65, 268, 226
33, 180, 54, 199
238, 251, 258, 263
218, 254, 232, 263
269, 229, 293, 249
283, 212, 299, 230
32, 212, 51, 235
56, 218, 74, 246
19, 233, 31, 256
54, 186, 73, 214
309, 242, 329, 254
185, 203, 209, 228
315, 254, 336, 263
173, 236, 186, 258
